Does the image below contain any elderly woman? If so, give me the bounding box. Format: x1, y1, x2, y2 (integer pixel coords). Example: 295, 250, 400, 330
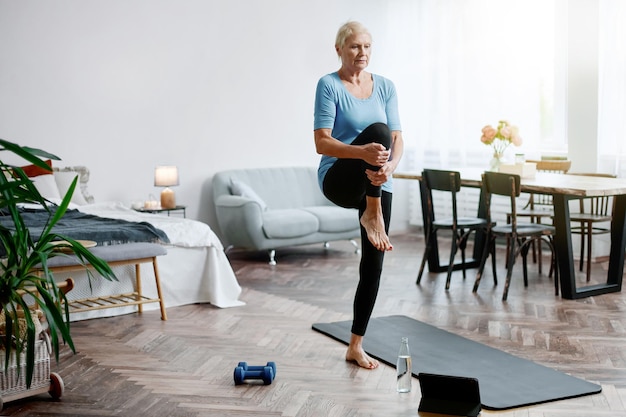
313, 21, 404, 369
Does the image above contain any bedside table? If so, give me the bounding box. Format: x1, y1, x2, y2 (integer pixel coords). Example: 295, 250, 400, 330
134, 205, 186, 218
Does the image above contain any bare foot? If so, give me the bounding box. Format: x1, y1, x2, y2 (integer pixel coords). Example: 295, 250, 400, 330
346, 347, 380, 369
360, 212, 392, 252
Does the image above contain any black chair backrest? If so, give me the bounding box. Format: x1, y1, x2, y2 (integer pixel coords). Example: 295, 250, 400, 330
422, 169, 461, 226
483, 172, 521, 198
483, 171, 521, 229
423, 169, 461, 193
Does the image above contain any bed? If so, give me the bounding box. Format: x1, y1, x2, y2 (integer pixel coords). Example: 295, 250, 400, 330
25, 165, 245, 321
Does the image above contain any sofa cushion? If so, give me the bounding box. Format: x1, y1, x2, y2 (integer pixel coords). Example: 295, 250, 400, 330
214, 167, 332, 210
262, 209, 319, 239
303, 206, 359, 233
229, 178, 268, 211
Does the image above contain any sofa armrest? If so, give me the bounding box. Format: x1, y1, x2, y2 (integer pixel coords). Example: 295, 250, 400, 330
214, 195, 267, 249
215, 194, 262, 208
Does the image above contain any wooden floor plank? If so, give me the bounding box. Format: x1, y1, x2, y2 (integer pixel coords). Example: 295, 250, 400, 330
1, 230, 625, 416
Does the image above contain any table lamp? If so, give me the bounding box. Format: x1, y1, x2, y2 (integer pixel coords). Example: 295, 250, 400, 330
154, 165, 179, 209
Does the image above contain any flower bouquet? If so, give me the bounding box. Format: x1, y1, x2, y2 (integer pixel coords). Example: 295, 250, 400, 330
480, 120, 522, 170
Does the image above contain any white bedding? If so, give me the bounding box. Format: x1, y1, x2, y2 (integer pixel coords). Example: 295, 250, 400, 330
52, 201, 245, 321
77, 201, 223, 249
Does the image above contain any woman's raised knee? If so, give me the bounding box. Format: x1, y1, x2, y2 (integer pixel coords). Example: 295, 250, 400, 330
362, 123, 391, 148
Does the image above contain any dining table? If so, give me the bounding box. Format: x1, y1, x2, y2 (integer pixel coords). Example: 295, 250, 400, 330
394, 169, 626, 300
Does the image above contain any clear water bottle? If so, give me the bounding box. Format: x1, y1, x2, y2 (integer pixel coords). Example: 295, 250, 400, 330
396, 336, 412, 393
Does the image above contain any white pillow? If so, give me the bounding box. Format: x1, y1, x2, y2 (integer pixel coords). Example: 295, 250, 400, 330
54, 171, 89, 205
32, 174, 61, 200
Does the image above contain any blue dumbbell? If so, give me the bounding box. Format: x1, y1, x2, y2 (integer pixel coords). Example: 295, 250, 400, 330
233, 362, 276, 385
237, 361, 277, 375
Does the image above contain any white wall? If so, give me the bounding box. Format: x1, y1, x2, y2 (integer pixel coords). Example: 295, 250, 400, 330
0, 0, 601, 239
0, 0, 414, 235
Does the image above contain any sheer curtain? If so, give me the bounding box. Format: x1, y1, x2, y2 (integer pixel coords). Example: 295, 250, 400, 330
384, 1, 561, 224
384, 0, 624, 175
387, 0, 560, 171
598, 0, 626, 177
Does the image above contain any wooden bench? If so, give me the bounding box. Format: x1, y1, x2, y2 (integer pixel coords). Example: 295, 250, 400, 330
40, 242, 168, 320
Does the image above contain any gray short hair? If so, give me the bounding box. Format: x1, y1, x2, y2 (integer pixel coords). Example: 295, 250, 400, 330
335, 21, 372, 51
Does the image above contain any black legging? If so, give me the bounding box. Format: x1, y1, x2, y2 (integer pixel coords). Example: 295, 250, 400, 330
322, 122, 393, 336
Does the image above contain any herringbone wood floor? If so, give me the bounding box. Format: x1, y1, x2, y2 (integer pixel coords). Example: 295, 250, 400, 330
2, 230, 626, 416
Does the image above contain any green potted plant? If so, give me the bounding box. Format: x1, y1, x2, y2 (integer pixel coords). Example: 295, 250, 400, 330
0, 138, 115, 390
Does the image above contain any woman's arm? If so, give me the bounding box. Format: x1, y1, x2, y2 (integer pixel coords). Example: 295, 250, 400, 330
366, 130, 404, 186
314, 128, 390, 167
388, 130, 404, 171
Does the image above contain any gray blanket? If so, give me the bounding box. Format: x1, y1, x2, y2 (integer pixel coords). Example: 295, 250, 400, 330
0, 206, 170, 250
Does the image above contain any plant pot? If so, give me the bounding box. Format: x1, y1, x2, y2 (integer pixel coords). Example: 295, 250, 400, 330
0, 326, 64, 410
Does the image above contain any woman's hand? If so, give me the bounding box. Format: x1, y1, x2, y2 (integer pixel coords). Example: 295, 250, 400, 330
361, 143, 390, 167
366, 163, 392, 186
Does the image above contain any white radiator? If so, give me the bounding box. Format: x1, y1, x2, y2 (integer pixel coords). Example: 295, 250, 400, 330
406, 149, 513, 227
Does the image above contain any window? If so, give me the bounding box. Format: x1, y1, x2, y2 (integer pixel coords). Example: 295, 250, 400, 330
384, 0, 563, 169
382, 0, 564, 225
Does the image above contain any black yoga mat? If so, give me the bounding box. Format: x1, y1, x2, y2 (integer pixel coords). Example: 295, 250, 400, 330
312, 315, 601, 410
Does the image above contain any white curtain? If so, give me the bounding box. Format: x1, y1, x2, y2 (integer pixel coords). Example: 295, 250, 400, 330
385, 0, 560, 172
383, 0, 561, 224
384, 0, 624, 177
598, 0, 626, 177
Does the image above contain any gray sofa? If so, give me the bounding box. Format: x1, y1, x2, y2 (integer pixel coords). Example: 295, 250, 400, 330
212, 166, 360, 264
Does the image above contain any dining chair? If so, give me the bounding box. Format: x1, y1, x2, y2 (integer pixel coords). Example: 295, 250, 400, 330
473, 171, 559, 301
508, 159, 571, 273
567, 173, 616, 282
416, 169, 491, 290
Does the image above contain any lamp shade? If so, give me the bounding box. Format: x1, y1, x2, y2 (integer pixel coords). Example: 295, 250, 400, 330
154, 166, 179, 187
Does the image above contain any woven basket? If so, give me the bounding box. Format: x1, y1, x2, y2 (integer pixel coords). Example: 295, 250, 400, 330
0, 336, 51, 396
0, 310, 51, 397
0, 333, 50, 396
